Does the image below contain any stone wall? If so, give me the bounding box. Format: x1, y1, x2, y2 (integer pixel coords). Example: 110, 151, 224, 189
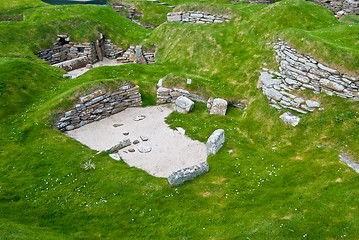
156, 87, 207, 104
56, 84, 142, 132
259, 40, 358, 114
37, 40, 98, 65
37, 35, 155, 71
167, 11, 231, 24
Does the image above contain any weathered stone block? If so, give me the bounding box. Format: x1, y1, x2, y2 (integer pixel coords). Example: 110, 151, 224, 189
320, 79, 345, 92
106, 139, 131, 153
175, 96, 194, 114
207, 129, 225, 156
209, 98, 228, 115
168, 162, 209, 187
279, 112, 300, 126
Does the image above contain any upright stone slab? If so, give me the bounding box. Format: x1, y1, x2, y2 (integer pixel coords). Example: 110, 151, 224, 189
210, 98, 228, 115
168, 162, 209, 187
135, 45, 147, 64
175, 96, 194, 114
207, 129, 225, 156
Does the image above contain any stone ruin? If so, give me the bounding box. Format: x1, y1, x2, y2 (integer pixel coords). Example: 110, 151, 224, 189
259, 39, 358, 126
37, 34, 155, 72
56, 83, 142, 132
167, 11, 231, 24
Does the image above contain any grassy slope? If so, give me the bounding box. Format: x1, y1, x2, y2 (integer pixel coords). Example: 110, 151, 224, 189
0, 4, 150, 59
1, 0, 359, 239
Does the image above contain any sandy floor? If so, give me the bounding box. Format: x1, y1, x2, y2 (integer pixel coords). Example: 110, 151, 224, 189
66, 105, 207, 178
68, 58, 125, 78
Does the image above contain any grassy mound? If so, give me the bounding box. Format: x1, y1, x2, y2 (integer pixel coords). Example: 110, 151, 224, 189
0, 4, 150, 59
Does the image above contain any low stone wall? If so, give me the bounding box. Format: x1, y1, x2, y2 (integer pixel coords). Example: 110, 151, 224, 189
52, 56, 89, 72
117, 45, 155, 64
56, 84, 142, 132
167, 11, 231, 24
156, 87, 207, 104
259, 40, 358, 113
37, 41, 98, 65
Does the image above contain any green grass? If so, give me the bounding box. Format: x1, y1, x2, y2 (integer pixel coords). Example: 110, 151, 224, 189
1, 0, 359, 239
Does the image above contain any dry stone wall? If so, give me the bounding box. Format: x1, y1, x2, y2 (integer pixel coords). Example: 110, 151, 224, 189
167, 11, 231, 24
56, 84, 142, 132
38, 35, 155, 71
156, 87, 207, 104
259, 40, 358, 114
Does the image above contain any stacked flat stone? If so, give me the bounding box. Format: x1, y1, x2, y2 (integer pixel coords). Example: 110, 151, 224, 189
117, 45, 155, 64
37, 41, 97, 65
104, 39, 124, 59
56, 84, 142, 132
156, 87, 207, 105
167, 11, 231, 24
268, 41, 358, 102
259, 71, 321, 114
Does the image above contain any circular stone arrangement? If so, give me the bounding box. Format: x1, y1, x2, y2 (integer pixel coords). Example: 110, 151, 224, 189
66, 104, 207, 178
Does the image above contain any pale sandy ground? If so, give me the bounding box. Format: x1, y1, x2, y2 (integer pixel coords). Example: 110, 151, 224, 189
68, 58, 125, 78
66, 105, 207, 178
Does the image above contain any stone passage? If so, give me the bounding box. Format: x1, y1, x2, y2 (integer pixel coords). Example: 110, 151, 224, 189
156, 87, 207, 104
167, 11, 231, 24
56, 84, 142, 132
168, 162, 210, 187
37, 35, 155, 71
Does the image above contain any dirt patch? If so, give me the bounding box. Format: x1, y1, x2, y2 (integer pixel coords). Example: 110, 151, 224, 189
66, 104, 207, 178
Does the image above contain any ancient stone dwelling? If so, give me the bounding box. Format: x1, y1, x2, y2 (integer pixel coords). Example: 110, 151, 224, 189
37, 34, 155, 72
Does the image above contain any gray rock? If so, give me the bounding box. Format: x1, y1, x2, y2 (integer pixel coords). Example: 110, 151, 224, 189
157, 79, 163, 87
109, 153, 121, 161
320, 79, 344, 92
263, 87, 283, 101
133, 140, 140, 144
279, 112, 300, 126
113, 123, 123, 128
207, 97, 214, 111
140, 136, 148, 141
210, 98, 228, 116
175, 96, 194, 114
135, 45, 147, 64
137, 145, 152, 153
128, 148, 135, 152
260, 72, 282, 87
207, 129, 225, 156
339, 154, 359, 174
318, 63, 339, 75
167, 162, 209, 187
305, 100, 320, 108
134, 115, 146, 121
106, 139, 131, 153
123, 131, 129, 136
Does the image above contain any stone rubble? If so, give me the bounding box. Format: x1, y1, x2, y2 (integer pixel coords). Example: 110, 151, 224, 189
56, 84, 142, 132
207, 129, 225, 156
175, 96, 195, 114
167, 162, 210, 187
167, 11, 231, 24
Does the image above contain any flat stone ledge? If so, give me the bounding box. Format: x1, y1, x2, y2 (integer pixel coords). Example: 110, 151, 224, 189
168, 162, 209, 187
